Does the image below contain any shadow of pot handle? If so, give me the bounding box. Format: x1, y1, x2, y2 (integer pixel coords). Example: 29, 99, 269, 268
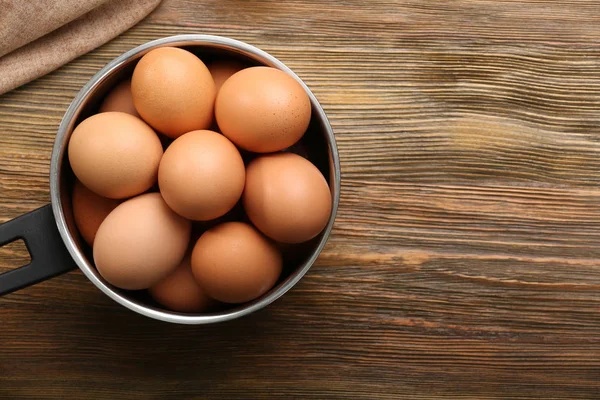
0, 204, 77, 296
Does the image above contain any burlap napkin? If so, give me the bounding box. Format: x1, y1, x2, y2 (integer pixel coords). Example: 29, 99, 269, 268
0, 0, 161, 95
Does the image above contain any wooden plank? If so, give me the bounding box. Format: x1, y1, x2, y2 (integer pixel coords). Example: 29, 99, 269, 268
1, 0, 600, 398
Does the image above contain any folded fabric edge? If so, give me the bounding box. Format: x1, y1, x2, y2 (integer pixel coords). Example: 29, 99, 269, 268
0, 0, 108, 58
0, 0, 162, 96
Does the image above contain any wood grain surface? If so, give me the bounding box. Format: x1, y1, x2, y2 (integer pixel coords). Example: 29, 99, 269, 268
2, 1, 600, 399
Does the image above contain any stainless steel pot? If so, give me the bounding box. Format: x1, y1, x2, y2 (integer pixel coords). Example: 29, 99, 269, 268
0, 35, 341, 324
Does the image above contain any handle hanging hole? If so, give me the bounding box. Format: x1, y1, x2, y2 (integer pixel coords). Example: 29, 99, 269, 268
0, 238, 31, 272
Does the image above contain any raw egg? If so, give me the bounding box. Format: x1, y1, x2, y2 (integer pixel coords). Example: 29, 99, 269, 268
99, 80, 139, 118
71, 180, 120, 246
243, 152, 331, 243
191, 222, 282, 304
158, 130, 245, 221
131, 47, 215, 138
206, 59, 245, 93
68, 111, 163, 199
149, 256, 215, 313
215, 66, 311, 153
94, 193, 191, 290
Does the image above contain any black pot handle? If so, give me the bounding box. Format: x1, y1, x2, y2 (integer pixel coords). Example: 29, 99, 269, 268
0, 204, 77, 296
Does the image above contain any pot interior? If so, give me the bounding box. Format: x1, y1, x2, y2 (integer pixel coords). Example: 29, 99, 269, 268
54, 37, 338, 323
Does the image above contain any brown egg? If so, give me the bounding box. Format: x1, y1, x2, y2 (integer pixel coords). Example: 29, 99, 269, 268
71, 180, 120, 246
191, 222, 282, 304
207, 60, 245, 133
99, 80, 139, 118
192, 199, 245, 233
215, 66, 311, 153
243, 153, 331, 244
94, 193, 191, 290
68, 112, 163, 199
149, 256, 215, 313
206, 60, 245, 93
158, 130, 245, 221
131, 47, 215, 138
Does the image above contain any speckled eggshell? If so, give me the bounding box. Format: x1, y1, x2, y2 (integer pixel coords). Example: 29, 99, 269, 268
94, 193, 191, 290
243, 152, 332, 244
68, 111, 163, 199
191, 222, 282, 304
99, 80, 139, 118
71, 180, 120, 246
149, 255, 215, 313
215, 66, 311, 153
158, 130, 245, 221
131, 47, 215, 138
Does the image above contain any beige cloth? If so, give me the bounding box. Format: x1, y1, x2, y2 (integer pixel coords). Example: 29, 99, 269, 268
0, 0, 161, 95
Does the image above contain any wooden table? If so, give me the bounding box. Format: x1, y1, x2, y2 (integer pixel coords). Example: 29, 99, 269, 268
2, 1, 600, 398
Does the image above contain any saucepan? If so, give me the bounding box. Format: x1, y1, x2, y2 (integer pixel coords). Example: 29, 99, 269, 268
0, 35, 340, 324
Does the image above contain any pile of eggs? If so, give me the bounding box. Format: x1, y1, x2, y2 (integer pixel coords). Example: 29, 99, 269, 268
68, 47, 332, 312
